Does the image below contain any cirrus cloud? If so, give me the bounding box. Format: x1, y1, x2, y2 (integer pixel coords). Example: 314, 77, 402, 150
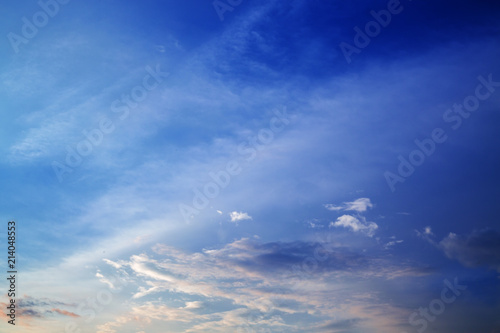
324, 198, 374, 213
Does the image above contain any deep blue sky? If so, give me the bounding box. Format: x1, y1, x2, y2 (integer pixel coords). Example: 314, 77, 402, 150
0, 0, 499, 332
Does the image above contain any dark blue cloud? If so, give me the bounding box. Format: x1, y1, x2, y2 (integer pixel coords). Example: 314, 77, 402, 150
319, 317, 364, 331
439, 229, 500, 272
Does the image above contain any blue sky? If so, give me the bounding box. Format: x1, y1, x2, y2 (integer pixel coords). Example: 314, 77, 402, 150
0, 0, 500, 332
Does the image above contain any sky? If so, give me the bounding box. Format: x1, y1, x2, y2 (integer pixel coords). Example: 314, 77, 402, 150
0, 0, 500, 332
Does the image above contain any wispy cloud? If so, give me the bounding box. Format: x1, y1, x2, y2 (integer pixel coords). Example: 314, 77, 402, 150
96, 271, 117, 290
415, 226, 435, 244
96, 303, 203, 333
93, 237, 433, 332
3, 1, 500, 332
324, 198, 374, 212
438, 229, 500, 273
384, 240, 404, 249
51, 308, 79, 318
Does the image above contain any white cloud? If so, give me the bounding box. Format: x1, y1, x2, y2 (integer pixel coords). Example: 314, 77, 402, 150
306, 219, 323, 229
384, 240, 404, 249
96, 303, 203, 333
343, 198, 373, 212
94, 237, 431, 332
415, 226, 436, 244
330, 215, 378, 237
324, 198, 373, 213
96, 271, 116, 289
229, 211, 252, 223
324, 204, 343, 211
183, 301, 203, 309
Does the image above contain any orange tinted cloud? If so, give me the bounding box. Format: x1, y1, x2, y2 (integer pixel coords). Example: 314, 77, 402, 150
52, 308, 80, 318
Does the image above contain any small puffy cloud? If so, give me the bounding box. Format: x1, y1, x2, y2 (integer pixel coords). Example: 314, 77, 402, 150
415, 226, 437, 244
330, 215, 378, 237
324, 198, 373, 213
438, 229, 500, 272
229, 211, 252, 223
343, 198, 373, 212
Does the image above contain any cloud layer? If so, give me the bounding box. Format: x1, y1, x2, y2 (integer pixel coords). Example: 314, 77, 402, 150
93, 237, 433, 332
